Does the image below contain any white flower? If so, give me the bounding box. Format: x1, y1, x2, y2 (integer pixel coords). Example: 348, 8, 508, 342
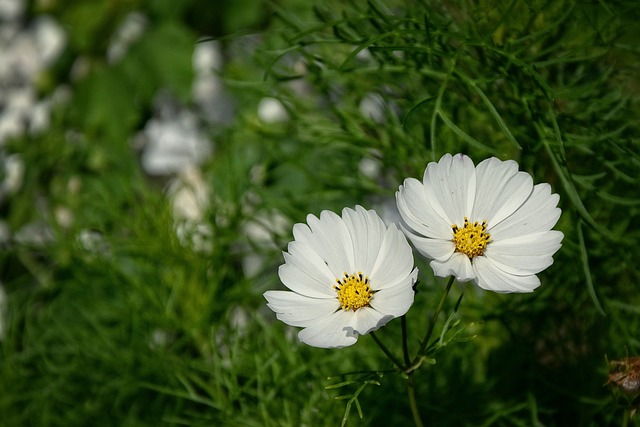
257, 97, 289, 123
139, 109, 212, 176
396, 153, 563, 293
264, 206, 418, 348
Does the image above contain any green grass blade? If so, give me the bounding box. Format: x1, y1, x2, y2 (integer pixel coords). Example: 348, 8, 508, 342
438, 110, 496, 153
577, 219, 606, 315
454, 69, 521, 150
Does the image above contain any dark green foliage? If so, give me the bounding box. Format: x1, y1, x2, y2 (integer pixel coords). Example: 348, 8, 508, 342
1, 0, 639, 425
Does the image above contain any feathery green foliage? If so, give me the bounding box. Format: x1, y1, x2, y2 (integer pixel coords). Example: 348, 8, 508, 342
1, 0, 639, 425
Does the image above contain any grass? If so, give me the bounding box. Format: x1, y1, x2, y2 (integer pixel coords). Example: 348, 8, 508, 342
1, 0, 640, 425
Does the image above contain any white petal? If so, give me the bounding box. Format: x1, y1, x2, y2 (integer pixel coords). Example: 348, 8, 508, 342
341, 205, 386, 275
473, 256, 541, 293
369, 224, 414, 290
490, 230, 564, 256
473, 157, 534, 225
423, 153, 476, 225
430, 252, 475, 281
264, 290, 339, 327
293, 210, 354, 277
278, 242, 337, 298
396, 178, 452, 239
472, 158, 517, 218
298, 309, 358, 348
352, 306, 392, 336
484, 230, 563, 274
489, 183, 562, 241
420, 155, 452, 224
401, 226, 455, 262
369, 268, 417, 317
483, 253, 554, 276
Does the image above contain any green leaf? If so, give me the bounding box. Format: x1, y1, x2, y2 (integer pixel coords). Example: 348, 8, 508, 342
540, 106, 609, 236
438, 110, 496, 153
577, 219, 606, 315
125, 22, 196, 102
454, 70, 522, 150
70, 66, 140, 140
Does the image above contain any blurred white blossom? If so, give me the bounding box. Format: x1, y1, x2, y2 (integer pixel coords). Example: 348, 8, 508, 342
107, 12, 148, 64
77, 230, 110, 255
167, 166, 213, 253
241, 210, 290, 277
192, 40, 234, 124
140, 107, 213, 176
14, 221, 54, 246
257, 97, 289, 124
32, 15, 66, 66
358, 150, 383, 180
54, 206, 74, 229
193, 39, 223, 73
0, 13, 66, 145
354, 47, 374, 63
0, 0, 24, 21
359, 92, 386, 123
168, 165, 209, 222
0, 153, 24, 203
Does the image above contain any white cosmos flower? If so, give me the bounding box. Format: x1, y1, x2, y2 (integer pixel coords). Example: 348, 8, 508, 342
396, 153, 563, 293
264, 205, 418, 348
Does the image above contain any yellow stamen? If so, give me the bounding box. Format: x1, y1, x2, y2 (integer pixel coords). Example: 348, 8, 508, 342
452, 217, 492, 259
334, 272, 374, 311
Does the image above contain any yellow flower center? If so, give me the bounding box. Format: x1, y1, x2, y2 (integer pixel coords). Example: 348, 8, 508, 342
452, 217, 492, 259
334, 272, 374, 311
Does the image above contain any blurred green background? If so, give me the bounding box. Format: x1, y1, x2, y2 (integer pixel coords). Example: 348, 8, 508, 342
1, 0, 640, 425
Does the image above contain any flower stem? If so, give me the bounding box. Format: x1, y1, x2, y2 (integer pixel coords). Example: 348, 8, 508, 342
406, 374, 425, 427
415, 276, 455, 358
370, 331, 404, 370
402, 277, 455, 427
622, 408, 630, 427
401, 315, 411, 366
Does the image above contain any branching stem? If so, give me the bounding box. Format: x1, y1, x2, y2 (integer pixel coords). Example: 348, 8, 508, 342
415, 276, 455, 359
370, 331, 404, 370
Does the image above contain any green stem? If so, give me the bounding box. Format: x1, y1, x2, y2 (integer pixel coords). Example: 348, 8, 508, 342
402, 277, 455, 427
401, 315, 411, 366
415, 276, 455, 358
370, 331, 404, 370
622, 408, 630, 427
407, 374, 425, 427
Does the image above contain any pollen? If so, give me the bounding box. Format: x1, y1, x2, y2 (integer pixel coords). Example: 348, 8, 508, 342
452, 217, 492, 259
334, 272, 374, 311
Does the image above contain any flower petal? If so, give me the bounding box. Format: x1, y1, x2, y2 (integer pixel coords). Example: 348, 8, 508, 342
278, 242, 337, 298
298, 309, 359, 348
369, 224, 414, 290
489, 183, 562, 241
484, 230, 563, 275
293, 210, 355, 277
264, 290, 340, 327
423, 153, 476, 225
472, 157, 517, 216
430, 252, 475, 281
473, 256, 541, 293
341, 205, 386, 275
397, 153, 562, 294
396, 177, 452, 239
473, 157, 534, 226
369, 268, 417, 317
401, 226, 455, 262
352, 306, 392, 336
269, 205, 420, 348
